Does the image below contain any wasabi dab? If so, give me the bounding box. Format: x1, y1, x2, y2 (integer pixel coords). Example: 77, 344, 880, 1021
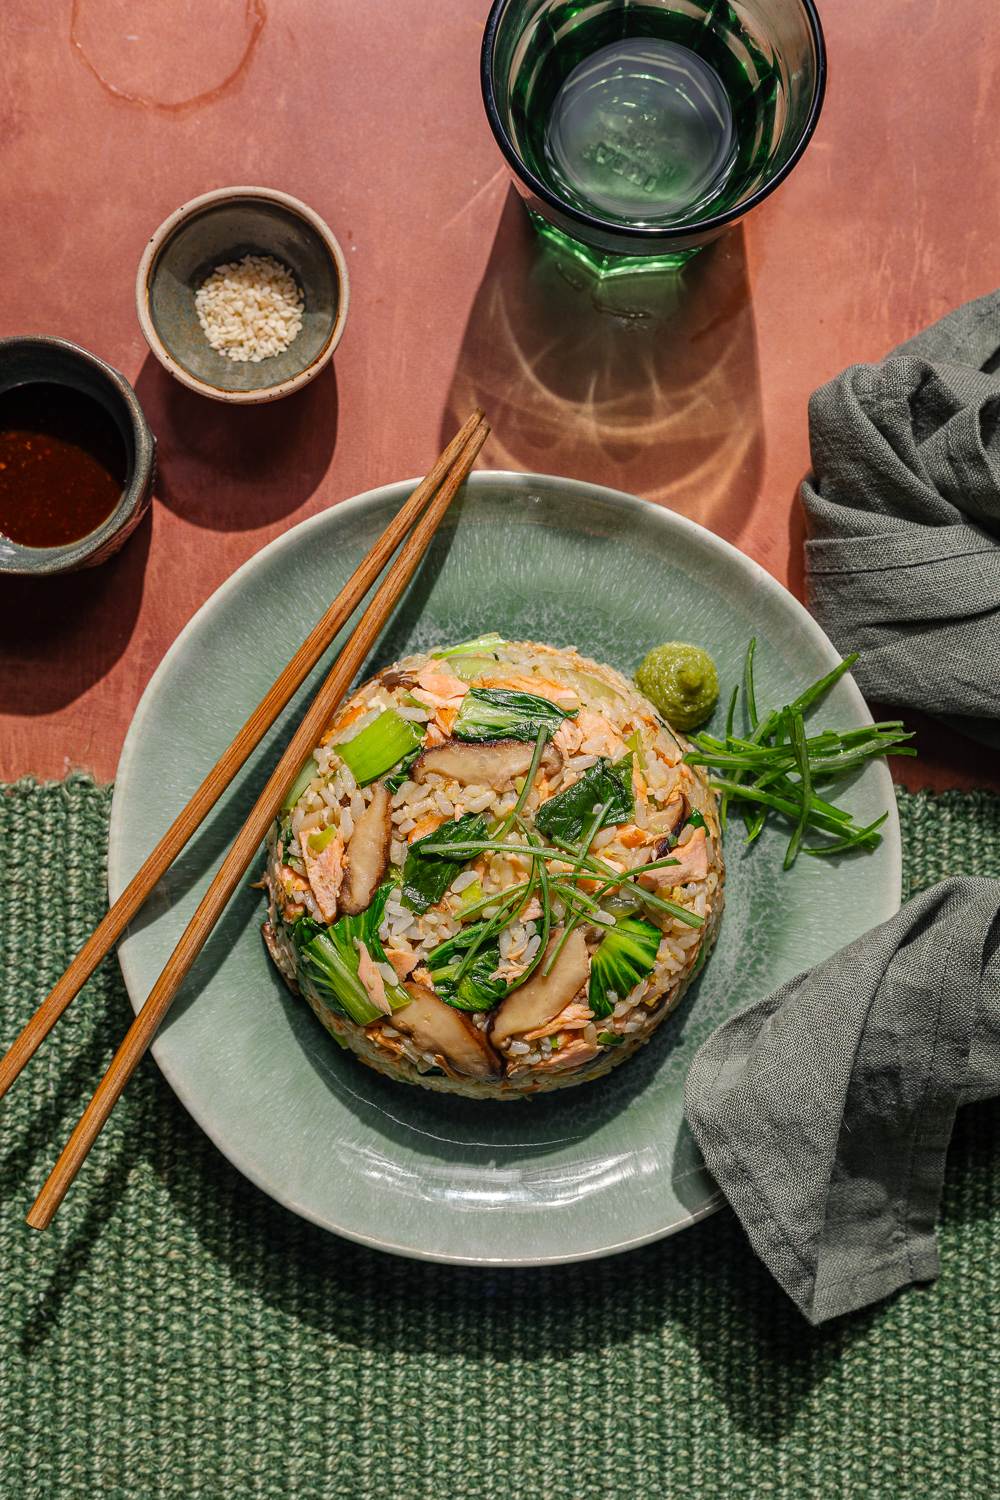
635, 643, 719, 731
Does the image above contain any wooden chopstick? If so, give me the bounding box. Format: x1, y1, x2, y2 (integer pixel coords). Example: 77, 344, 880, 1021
0, 409, 484, 1107
27, 413, 490, 1229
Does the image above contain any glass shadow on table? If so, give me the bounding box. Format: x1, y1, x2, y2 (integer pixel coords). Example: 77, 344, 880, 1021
132, 352, 339, 532
442, 188, 764, 542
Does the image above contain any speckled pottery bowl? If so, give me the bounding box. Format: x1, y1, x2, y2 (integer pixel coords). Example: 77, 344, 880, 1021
136, 186, 350, 404
109, 472, 901, 1265
0, 335, 155, 576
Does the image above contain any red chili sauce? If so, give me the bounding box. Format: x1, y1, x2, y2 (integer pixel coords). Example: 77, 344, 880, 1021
0, 382, 127, 548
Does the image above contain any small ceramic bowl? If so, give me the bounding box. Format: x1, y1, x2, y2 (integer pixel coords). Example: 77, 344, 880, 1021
136, 186, 350, 404
0, 336, 156, 576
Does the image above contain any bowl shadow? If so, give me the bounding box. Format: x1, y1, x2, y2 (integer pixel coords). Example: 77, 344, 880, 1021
132, 352, 338, 530
0, 506, 151, 716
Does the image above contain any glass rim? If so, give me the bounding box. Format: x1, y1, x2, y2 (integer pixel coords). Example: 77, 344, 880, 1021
480, 0, 828, 243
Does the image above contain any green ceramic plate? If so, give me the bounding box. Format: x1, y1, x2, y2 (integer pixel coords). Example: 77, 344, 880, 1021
109, 473, 901, 1265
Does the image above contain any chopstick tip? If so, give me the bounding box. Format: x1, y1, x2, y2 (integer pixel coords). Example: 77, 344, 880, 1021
25, 1202, 52, 1232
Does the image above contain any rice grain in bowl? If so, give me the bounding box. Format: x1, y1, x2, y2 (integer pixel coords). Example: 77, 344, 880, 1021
261, 638, 724, 1098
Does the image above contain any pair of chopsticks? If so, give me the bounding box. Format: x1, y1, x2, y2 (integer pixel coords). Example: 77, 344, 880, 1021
3, 409, 490, 1229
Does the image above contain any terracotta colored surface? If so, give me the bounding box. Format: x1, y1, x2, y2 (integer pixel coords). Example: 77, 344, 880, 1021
1, 0, 997, 791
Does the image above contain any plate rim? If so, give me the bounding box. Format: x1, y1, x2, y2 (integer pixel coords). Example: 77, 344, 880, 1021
109, 470, 902, 1265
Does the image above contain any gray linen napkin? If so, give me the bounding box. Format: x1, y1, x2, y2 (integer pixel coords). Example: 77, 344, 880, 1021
801, 289, 1000, 748
685, 878, 1000, 1324
684, 298, 1000, 1324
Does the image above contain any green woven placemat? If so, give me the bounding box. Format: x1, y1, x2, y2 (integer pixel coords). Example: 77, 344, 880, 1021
1, 779, 998, 1499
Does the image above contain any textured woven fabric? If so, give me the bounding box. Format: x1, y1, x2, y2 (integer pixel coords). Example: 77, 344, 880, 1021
1, 777, 999, 1499
687, 874, 1000, 1324
801, 288, 1000, 748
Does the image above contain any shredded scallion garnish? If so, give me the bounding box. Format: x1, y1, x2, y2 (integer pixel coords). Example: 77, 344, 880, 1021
419, 831, 704, 932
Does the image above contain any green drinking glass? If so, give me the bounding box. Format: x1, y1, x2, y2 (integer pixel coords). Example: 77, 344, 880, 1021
481, 0, 826, 275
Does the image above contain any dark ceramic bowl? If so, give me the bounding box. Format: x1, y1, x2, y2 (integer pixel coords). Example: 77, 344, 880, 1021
136, 186, 350, 404
0, 336, 155, 576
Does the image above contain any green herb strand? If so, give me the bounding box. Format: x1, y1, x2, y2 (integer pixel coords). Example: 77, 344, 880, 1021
784, 712, 812, 870
494, 724, 550, 840
744, 636, 759, 729
541, 800, 610, 976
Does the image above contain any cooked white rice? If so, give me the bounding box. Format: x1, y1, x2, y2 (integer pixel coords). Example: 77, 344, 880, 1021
260, 640, 725, 1099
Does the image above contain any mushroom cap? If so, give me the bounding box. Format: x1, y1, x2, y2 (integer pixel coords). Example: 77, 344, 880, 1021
490, 928, 591, 1047
413, 737, 562, 789
388, 982, 503, 1082
339, 783, 392, 915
